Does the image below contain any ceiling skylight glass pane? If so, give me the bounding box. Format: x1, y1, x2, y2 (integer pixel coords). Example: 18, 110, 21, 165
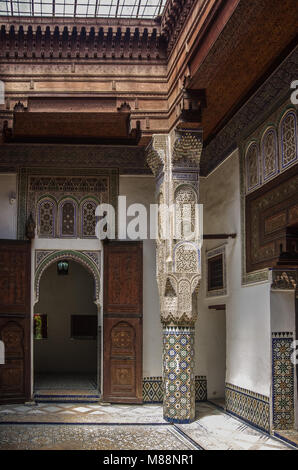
0, 1, 11, 15
0, 0, 166, 18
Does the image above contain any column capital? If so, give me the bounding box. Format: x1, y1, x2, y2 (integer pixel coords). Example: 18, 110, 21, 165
172, 127, 203, 170
145, 134, 167, 178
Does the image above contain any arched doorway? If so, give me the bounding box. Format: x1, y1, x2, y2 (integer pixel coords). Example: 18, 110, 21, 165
33, 259, 100, 399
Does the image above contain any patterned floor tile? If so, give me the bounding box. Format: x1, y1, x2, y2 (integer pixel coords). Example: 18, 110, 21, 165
0, 424, 196, 450
42, 406, 63, 413
75, 407, 93, 413
0, 401, 293, 450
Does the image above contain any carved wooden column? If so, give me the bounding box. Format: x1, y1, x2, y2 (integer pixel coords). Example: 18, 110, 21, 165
146, 128, 203, 423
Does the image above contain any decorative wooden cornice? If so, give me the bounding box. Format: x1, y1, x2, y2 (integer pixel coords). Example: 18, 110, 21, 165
0, 17, 167, 60
161, 0, 197, 53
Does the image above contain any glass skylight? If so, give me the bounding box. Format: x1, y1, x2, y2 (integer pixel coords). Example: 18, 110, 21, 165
0, 0, 166, 18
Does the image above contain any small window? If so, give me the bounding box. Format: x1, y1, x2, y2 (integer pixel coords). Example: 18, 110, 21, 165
71, 315, 97, 340
34, 314, 48, 339
208, 255, 224, 291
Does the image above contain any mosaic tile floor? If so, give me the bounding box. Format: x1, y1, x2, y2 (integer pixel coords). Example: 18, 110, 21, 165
0, 402, 293, 450
0, 403, 165, 424
0, 424, 196, 451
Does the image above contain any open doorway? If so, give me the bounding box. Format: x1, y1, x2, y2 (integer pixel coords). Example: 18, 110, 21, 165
33, 259, 100, 400
207, 305, 226, 409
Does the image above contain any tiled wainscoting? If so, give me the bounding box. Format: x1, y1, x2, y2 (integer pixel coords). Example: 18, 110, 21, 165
272, 332, 295, 430
225, 383, 270, 433
143, 376, 207, 404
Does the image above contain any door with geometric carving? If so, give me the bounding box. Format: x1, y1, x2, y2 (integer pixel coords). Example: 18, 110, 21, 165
103, 241, 143, 403
0, 241, 31, 404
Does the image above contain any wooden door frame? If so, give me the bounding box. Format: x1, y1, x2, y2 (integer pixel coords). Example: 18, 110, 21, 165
0, 239, 31, 404
102, 240, 143, 403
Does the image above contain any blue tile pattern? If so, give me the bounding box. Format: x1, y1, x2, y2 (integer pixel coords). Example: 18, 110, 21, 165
143, 376, 207, 404
163, 326, 195, 423
272, 332, 295, 430
225, 383, 270, 433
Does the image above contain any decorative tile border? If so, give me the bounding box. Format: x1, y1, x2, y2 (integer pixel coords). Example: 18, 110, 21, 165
272, 332, 295, 430
143, 377, 163, 404
195, 376, 207, 402
225, 383, 270, 433
143, 376, 207, 403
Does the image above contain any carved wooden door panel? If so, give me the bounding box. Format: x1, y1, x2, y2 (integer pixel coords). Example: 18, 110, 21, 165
0, 241, 31, 404
103, 242, 143, 403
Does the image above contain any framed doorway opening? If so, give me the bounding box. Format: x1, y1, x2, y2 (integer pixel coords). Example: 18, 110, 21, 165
33, 253, 101, 402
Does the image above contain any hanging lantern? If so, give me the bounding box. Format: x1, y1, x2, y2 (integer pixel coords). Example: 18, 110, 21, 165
57, 259, 69, 275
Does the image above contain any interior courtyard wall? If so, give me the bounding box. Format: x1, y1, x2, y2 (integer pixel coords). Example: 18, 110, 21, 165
197, 149, 272, 398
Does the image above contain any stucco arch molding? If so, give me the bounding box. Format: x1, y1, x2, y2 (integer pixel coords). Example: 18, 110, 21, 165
34, 250, 101, 306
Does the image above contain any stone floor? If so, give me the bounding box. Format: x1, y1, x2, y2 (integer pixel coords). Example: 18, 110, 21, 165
274, 429, 298, 447
34, 373, 98, 390
0, 401, 294, 450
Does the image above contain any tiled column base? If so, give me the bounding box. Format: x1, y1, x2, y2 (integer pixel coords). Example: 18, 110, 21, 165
163, 326, 195, 424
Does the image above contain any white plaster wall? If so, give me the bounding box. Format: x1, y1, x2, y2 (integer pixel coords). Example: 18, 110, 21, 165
119, 175, 162, 378
34, 260, 97, 373
196, 150, 272, 398
270, 291, 295, 333
0, 173, 17, 239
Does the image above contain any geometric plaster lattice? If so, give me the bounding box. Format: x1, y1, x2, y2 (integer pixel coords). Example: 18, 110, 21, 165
34, 249, 101, 305
146, 129, 203, 327
244, 106, 297, 195
17, 167, 118, 240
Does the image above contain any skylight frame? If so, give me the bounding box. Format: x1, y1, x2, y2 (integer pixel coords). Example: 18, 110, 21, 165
0, 0, 166, 18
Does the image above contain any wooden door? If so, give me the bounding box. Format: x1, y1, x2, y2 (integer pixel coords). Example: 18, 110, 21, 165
103, 241, 143, 403
0, 240, 31, 404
